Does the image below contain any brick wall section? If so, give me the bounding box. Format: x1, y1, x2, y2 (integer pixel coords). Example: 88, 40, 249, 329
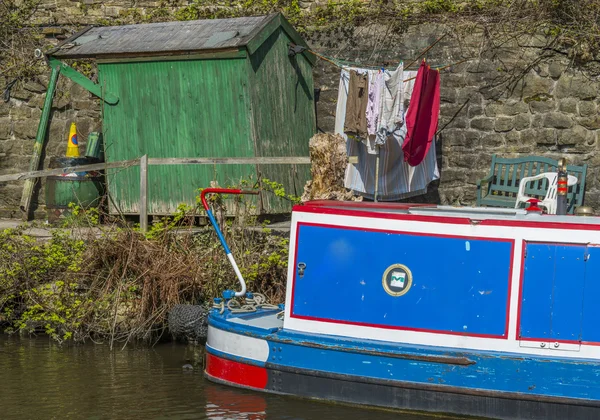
1, 3, 599, 216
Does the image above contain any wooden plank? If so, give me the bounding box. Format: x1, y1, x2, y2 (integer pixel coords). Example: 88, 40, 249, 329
48, 58, 119, 105
147, 157, 311, 165
19, 64, 61, 220
139, 155, 148, 233
0, 159, 140, 182
96, 49, 246, 64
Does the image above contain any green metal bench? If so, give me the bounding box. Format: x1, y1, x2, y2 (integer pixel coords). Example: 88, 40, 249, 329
476, 155, 588, 214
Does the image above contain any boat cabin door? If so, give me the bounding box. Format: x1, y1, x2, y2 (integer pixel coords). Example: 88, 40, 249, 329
518, 242, 593, 352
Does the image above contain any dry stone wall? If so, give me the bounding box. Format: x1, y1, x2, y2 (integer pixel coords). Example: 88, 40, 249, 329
1, 2, 600, 216
310, 25, 600, 207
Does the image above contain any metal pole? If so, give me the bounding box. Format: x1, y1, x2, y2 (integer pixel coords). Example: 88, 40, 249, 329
139, 154, 148, 233
557, 158, 568, 215
374, 146, 380, 202
20, 64, 61, 220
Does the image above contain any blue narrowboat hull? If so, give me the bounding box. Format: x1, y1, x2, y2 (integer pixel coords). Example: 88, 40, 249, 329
206, 311, 600, 419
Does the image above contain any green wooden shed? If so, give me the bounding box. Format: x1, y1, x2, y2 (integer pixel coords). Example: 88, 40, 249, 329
49, 13, 316, 215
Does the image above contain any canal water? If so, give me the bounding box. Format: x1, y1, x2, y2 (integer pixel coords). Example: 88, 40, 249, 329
0, 336, 453, 419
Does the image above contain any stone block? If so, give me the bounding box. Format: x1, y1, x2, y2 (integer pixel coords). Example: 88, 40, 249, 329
529, 99, 556, 114
557, 126, 595, 146
558, 98, 577, 114
23, 80, 47, 93
543, 112, 573, 129
531, 114, 543, 128
70, 83, 89, 101
505, 131, 534, 153
42, 27, 65, 35
521, 128, 556, 145
495, 117, 514, 132
29, 94, 46, 109
443, 74, 467, 88
0, 119, 11, 140
456, 89, 473, 103
439, 103, 465, 118
463, 130, 482, 148
77, 109, 102, 119
480, 85, 505, 101
468, 104, 484, 118
10, 89, 32, 101
73, 100, 100, 111
471, 117, 494, 131
0, 138, 15, 154
441, 168, 469, 183
485, 100, 528, 117
104, 6, 123, 16
577, 116, 600, 130
450, 118, 468, 129
12, 121, 37, 139
442, 129, 466, 147
0, 102, 8, 117
535, 64, 549, 78
548, 61, 566, 79
466, 60, 497, 74
10, 106, 31, 120
514, 114, 531, 131
48, 119, 68, 144
579, 101, 596, 117
448, 151, 478, 169
481, 133, 505, 148
520, 75, 554, 98
555, 74, 599, 100
440, 87, 457, 103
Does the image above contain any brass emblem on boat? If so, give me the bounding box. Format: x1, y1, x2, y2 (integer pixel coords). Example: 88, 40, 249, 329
382, 264, 413, 297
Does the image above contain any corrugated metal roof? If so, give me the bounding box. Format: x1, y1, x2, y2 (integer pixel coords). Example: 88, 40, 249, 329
50, 14, 277, 58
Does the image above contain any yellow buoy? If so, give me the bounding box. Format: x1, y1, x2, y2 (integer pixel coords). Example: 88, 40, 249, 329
66, 122, 79, 157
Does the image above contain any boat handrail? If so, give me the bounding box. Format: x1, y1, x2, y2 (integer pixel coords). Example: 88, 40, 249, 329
200, 188, 259, 298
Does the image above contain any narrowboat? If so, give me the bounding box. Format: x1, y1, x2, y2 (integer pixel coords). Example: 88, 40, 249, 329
202, 188, 600, 419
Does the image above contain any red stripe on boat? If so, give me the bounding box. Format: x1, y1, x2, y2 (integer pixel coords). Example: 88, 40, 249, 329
205, 353, 268, 389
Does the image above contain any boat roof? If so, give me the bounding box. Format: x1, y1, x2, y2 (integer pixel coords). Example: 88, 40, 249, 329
299, 200, 600, 225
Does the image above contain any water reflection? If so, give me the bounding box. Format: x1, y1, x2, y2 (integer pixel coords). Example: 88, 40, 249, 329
0, 336, 452, 420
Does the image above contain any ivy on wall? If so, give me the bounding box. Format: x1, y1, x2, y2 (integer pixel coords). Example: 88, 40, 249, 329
2, 0, 600, 82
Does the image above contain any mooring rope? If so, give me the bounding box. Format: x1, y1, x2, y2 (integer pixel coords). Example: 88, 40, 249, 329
212, 293, 280, 315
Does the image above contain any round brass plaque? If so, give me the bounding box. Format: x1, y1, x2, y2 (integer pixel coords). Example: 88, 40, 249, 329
382, 264, 413, 297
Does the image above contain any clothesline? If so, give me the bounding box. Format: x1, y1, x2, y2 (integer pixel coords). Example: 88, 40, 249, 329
306, 33, 471, 83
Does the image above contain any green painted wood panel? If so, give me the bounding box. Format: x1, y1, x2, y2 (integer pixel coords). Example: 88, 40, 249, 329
100, 58, 257, 214
247, 27, 315, 213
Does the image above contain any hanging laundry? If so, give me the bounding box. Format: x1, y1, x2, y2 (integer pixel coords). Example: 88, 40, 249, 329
402, 61, 440, 167
366, 70, 384, 137
344, 70, 369, 138
377, 63, 405, 146
335, 68, 439, 201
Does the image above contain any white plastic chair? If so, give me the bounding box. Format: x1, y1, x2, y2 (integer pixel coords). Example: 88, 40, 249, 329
515, 172, 578, 214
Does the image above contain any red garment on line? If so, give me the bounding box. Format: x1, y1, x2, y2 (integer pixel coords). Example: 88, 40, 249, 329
402, 62, 440, 167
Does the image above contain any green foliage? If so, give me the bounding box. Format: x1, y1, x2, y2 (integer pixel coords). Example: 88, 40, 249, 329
0, 0, 46, 79
0, 227, 87, 342
261, 178, 301, 204
144, 203, 195, 239
61, 203, 100, 228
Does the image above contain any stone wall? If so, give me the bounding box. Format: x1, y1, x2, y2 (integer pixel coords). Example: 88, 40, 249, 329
1, 2, 600, 217
309, 25, 600, 207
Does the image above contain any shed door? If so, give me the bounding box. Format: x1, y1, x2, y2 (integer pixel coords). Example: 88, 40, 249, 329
519, 242, 586, 351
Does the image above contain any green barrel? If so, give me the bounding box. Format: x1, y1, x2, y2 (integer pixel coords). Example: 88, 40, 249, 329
45, 157, 105, 221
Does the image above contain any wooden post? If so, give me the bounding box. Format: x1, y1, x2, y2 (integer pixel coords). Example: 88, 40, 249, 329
139, 154, 148, 233
20, 64, 61, 220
